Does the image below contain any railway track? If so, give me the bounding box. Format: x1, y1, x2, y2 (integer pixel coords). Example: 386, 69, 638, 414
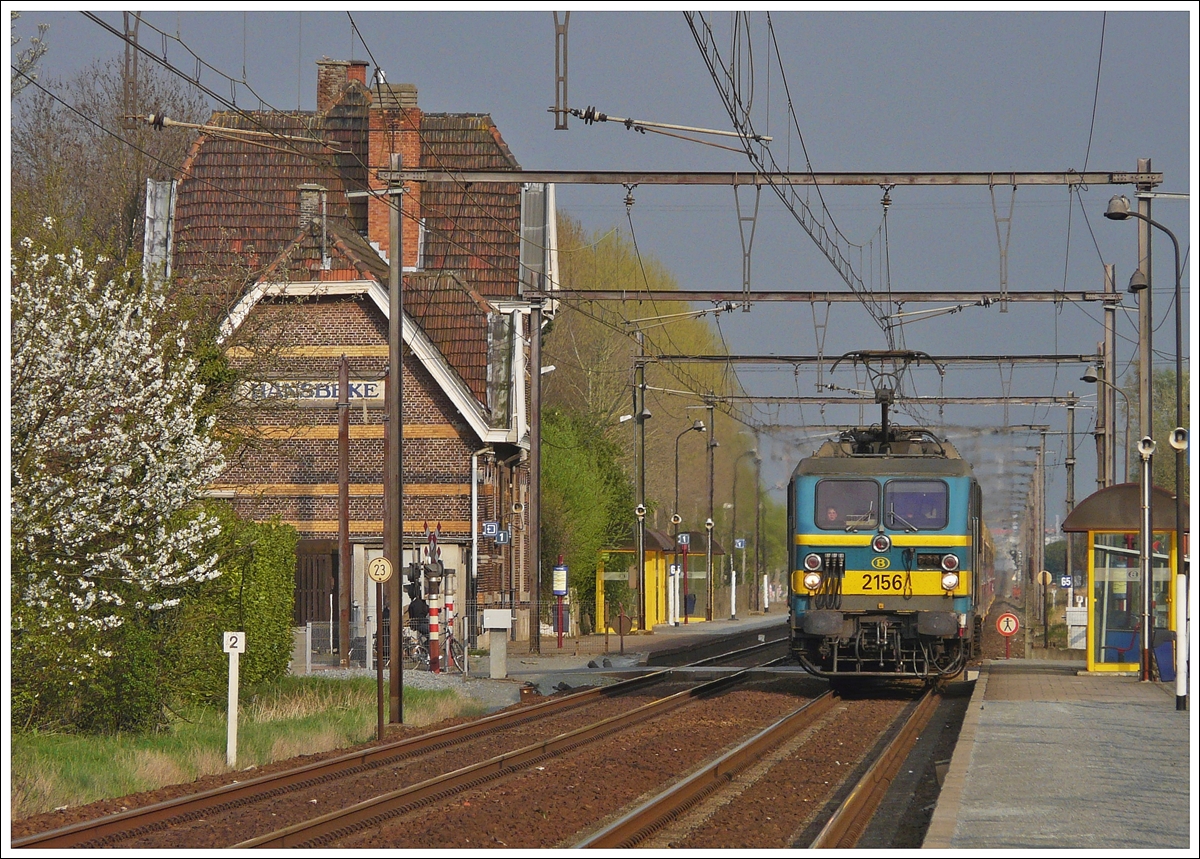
13, 635, 790, 850
240, 669, 773, 848
578, 685, 939, 849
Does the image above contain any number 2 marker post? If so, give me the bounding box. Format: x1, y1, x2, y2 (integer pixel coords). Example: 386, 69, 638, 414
223, 632, 246, 767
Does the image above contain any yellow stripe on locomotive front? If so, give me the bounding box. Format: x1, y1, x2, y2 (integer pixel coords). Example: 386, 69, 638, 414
791, 567, 972, 597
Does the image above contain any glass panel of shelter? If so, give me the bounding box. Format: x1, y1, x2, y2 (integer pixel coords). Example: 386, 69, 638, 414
1091, 531, 1171, 665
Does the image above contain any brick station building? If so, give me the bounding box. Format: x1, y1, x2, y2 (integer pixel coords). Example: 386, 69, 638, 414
152, 59, 557, 647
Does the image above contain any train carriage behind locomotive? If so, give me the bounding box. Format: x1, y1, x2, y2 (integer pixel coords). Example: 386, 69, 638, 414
788, 426, 996, 679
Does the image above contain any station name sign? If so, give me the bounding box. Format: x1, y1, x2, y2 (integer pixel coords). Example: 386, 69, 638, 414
242, 380, 383, 404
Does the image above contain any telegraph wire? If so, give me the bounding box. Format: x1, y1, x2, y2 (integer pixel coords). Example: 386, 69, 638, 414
73, 13, 1099, 465
10, 68, 317, 227
686, 12, 894, 349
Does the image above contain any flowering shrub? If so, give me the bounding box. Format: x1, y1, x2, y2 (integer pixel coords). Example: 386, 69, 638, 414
11, 225, 226, 728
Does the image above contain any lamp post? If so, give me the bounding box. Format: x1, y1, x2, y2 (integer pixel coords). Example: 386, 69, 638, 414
675, 420, 705, 625
1105, 196, 1188, 701
705, 517, 714, 622
1082, 365, 1132, 483
732, 448, 758, 619
706, 402, 717, 622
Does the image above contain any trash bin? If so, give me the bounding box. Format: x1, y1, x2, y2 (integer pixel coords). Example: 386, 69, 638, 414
684, 593, 697, 618
1153, 629, 1177, 682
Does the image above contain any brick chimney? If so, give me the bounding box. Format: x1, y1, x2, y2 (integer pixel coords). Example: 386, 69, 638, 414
316, 59, 356, 113
367, 82, 422, 267
297, 184, 324, 231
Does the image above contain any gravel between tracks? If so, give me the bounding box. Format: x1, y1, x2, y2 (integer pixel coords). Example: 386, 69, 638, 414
331, 677, 830, 850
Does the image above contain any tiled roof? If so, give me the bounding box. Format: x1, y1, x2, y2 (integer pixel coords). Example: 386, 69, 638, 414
420, 114, 521, 298
404, 271, 492, 401
173, 97, 525, 413
173, 111, 352, 291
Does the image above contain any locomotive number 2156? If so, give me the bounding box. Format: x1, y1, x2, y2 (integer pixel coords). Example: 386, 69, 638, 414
862, 573, 904, 591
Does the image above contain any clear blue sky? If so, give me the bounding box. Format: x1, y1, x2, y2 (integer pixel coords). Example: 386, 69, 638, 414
8, 7, 1197, 551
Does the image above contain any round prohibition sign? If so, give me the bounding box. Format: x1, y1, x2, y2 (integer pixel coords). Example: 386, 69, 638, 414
996, 612, 1020, 637
367, 557, 393, 584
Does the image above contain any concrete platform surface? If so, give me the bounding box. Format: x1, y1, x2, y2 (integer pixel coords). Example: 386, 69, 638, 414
925, 659, 1195, 851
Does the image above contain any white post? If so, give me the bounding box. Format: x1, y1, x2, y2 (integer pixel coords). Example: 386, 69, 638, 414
366, 608, 376, 672
668, 565, 678, 626
762, 573, 769, 611
223, 632, 246, 769
730, 568, 737, 620
1176, 549, 1188, 708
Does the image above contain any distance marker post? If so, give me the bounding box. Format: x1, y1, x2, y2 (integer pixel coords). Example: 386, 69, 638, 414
223, 632, 246, 768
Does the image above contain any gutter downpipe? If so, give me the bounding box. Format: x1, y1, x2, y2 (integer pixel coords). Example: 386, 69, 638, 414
471, 447, 492, 650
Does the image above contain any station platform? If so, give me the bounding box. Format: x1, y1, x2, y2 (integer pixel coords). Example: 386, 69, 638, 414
924, 659, 1194, 851
490, 610, 789, 679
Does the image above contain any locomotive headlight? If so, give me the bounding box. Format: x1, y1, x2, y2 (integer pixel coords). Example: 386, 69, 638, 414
803, 553, 823, 572
941, 571, 960, 591
940, 553, 960, 572
871, 533, 891, 553
803, 570, 823, 590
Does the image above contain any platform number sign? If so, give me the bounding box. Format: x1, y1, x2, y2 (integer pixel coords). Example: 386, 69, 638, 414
734, 538, 746, 550
223, 631, 246, 653
678, 533, 690, 546
996, 613, 1020, 637
495, 529, 511, 545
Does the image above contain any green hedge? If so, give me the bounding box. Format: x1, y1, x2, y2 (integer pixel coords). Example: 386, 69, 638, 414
173, 505, 298, 706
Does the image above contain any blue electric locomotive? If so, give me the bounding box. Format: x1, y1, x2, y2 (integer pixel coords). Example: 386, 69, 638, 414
787, 425, 995, 679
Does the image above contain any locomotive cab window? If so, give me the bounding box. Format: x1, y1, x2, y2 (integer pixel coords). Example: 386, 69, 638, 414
884, 480, 948, 531
815, 479, 879, 531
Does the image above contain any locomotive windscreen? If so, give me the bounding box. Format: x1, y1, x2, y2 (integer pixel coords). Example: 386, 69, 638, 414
814, 479, 879, 531
883, 479, 948, 530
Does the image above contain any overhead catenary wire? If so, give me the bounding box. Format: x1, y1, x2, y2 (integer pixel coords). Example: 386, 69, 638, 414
685, 11, 894, 344
69, 13, 740, 420
67, 13, 1092, 505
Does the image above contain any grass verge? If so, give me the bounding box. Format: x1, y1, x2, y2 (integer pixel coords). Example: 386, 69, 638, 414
11, 675, 485, 819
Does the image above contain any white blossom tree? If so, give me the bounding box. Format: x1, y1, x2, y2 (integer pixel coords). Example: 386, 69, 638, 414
10, 224, 226, 723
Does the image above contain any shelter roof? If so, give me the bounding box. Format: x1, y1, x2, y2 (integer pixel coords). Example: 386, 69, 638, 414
1062, 483, 1188, 533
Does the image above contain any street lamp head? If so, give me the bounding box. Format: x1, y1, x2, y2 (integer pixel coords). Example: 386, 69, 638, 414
1105, 195, 1132, 220
1127, 268, 1149, 292
692, 420, 705, 432
1081, 364, 1099, 384
639, 407, 652, 421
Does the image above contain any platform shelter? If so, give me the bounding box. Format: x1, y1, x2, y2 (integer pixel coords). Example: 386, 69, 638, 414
596, 528, 725, 631
1062, 483, 1187, 674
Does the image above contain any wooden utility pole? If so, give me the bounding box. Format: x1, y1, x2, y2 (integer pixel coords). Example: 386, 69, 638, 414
530, 299, 542, 654
338, 355, 350, 667
386, 154, 405, 723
